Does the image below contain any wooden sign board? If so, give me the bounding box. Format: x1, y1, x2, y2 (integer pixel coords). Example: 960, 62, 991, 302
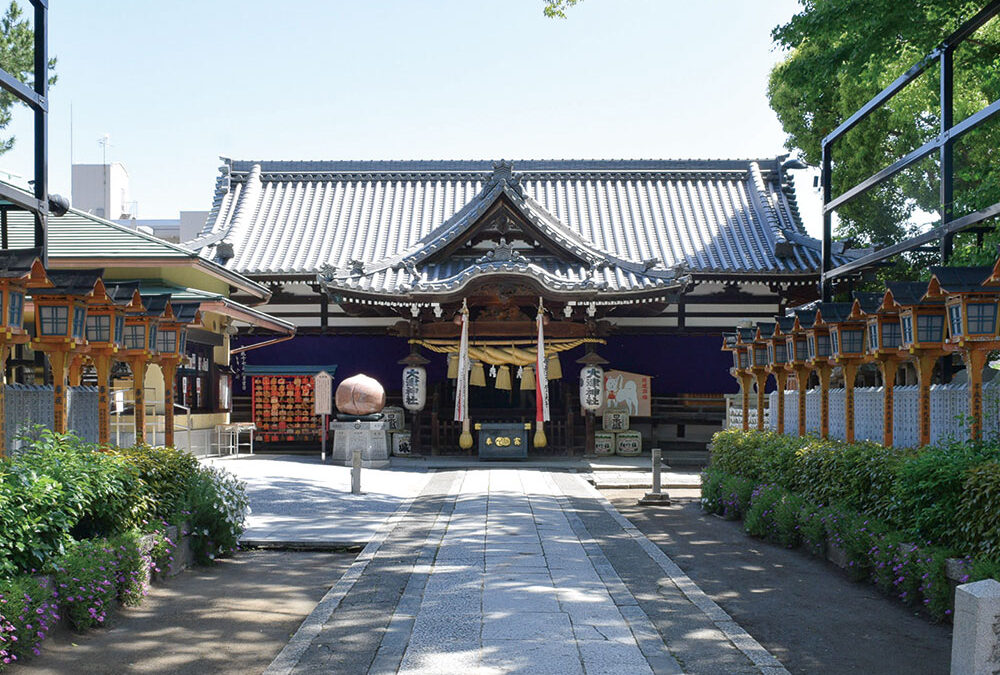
597, 370, 651, 417
314, 370, 333, 416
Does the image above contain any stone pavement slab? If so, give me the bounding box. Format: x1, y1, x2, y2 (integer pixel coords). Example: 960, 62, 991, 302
209, 455, 433, 545
265, 468, 787, 674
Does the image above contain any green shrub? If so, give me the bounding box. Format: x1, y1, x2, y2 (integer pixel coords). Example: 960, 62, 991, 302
894, 441, 998, 546
185, 466, 249, 563
957, 460, 1000, 557
825, 507, 887, 581
0, 574, 58, 666
772, 490, 804, 548
798, 502, 828, 556
718, 473, 754, 520
52, 539, 121, 630
0, 464, 76, 577
916, 549, 957, 621
700, 468, 726, 515
970, 556, 1000, 583
109, 530, 151, 607
16, 429, 147, 538
743, 483, 783, 540
107, 444, 200, 522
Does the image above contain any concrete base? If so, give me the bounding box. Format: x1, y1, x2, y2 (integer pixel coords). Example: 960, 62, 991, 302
951, 578, 1000, 675
637, 492, 671, 506
330, 419, 390, 467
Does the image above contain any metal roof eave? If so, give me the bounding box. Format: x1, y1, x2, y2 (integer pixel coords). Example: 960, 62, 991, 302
199, 298, 296, 335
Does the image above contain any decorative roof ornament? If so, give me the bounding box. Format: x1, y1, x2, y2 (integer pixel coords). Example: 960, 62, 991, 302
348, 259, 366, 276
476, 238, 528, 265
482, 160, 524, 198
642, 257, 661, 271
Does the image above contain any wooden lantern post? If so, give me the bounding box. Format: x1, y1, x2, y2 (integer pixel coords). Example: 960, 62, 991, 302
30, 271, 100, 433
804, 307, 834, 439
858, 291, 905, 447
784, 314, 812, 436
733, 328, 756, 431
929, 263, 1000, 442
0, 253, 50, 456
153, 302, 197, 448
827, 301, 872, 443
893, 281, 948, 447
750, 324, 775, 431
121, 292, 169, 444
85, 279, 129, 445
766, 318, 794, 434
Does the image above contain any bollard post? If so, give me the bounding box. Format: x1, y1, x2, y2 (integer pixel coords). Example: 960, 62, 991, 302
951, 579, 1000, 674
638, 448, 670, 505
351, 449, 362, 494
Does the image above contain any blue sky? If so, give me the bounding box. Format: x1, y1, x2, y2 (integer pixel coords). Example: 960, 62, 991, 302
2, 0, 815, 225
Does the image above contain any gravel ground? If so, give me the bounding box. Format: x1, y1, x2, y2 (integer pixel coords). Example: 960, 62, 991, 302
14, 550, 355, 675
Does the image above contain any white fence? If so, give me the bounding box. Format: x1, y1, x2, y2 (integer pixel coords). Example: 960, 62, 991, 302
751, 379, 1000, 446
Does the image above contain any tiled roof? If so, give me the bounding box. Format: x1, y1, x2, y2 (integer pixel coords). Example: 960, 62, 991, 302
193, 158, 851, 294
0, 180, 270, 300
928, 266, 997, 293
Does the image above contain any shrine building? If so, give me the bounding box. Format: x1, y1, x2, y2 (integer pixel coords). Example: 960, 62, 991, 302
189, 157, 851, 460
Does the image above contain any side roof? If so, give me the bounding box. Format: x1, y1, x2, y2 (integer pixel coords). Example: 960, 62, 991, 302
190, 157, 855, 281
0, 185, 270, 301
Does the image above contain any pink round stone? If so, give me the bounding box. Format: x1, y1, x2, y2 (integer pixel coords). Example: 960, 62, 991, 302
335, 374, 386, 415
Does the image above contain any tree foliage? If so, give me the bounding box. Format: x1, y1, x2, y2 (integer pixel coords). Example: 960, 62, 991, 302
543, 0, 582, 19
768, 1, 1000, 270
0, 1, 56, 156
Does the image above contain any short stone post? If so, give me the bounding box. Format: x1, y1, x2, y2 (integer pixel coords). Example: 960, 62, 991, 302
951, 579, 1000, 674
351, 448, 362, 494
638, 448, 670, 505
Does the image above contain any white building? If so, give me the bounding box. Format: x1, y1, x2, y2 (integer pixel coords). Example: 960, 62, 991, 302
71, 162, 132, 220
71, 162, 206, 243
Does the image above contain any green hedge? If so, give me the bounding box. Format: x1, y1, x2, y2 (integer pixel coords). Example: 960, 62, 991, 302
709, 429, 1000, 553
705, 430, 1000, 621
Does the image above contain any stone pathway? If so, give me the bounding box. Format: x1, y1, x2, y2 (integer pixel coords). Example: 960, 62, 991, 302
213, 455, 432, 545
265, 469, 788, 675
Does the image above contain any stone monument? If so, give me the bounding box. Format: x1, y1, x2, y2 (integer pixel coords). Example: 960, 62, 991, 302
329, 374, 390, 468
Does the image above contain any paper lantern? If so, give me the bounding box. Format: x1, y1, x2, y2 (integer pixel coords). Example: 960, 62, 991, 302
402, 365, 426, 412
580, 364, 603, 412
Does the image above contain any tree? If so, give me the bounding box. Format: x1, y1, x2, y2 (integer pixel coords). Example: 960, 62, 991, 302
768, 1, 1000, 270
0, 1, 56, 156
543, 0, 582, 19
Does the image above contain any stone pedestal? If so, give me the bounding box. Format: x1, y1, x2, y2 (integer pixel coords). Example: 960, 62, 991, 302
951, 579, 1000, 675
330, 419, 390, 468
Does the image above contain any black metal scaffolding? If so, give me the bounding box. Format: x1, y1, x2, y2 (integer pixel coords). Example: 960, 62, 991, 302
821, 0, 1000, 301
0, 0, 48, 265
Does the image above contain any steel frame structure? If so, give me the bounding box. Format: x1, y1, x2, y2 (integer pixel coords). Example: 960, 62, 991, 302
821, 0, 1000, 301
0, 0, 48, 265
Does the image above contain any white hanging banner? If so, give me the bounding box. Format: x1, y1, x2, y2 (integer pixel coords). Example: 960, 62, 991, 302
536, 300, 550, 423
454, 303, 470, 422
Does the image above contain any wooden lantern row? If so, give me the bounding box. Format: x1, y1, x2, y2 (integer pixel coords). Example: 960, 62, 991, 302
0, 251, 204, 456
723, 257, 1000, 447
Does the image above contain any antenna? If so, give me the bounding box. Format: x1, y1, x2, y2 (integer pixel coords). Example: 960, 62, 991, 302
98, 134, 113, 218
